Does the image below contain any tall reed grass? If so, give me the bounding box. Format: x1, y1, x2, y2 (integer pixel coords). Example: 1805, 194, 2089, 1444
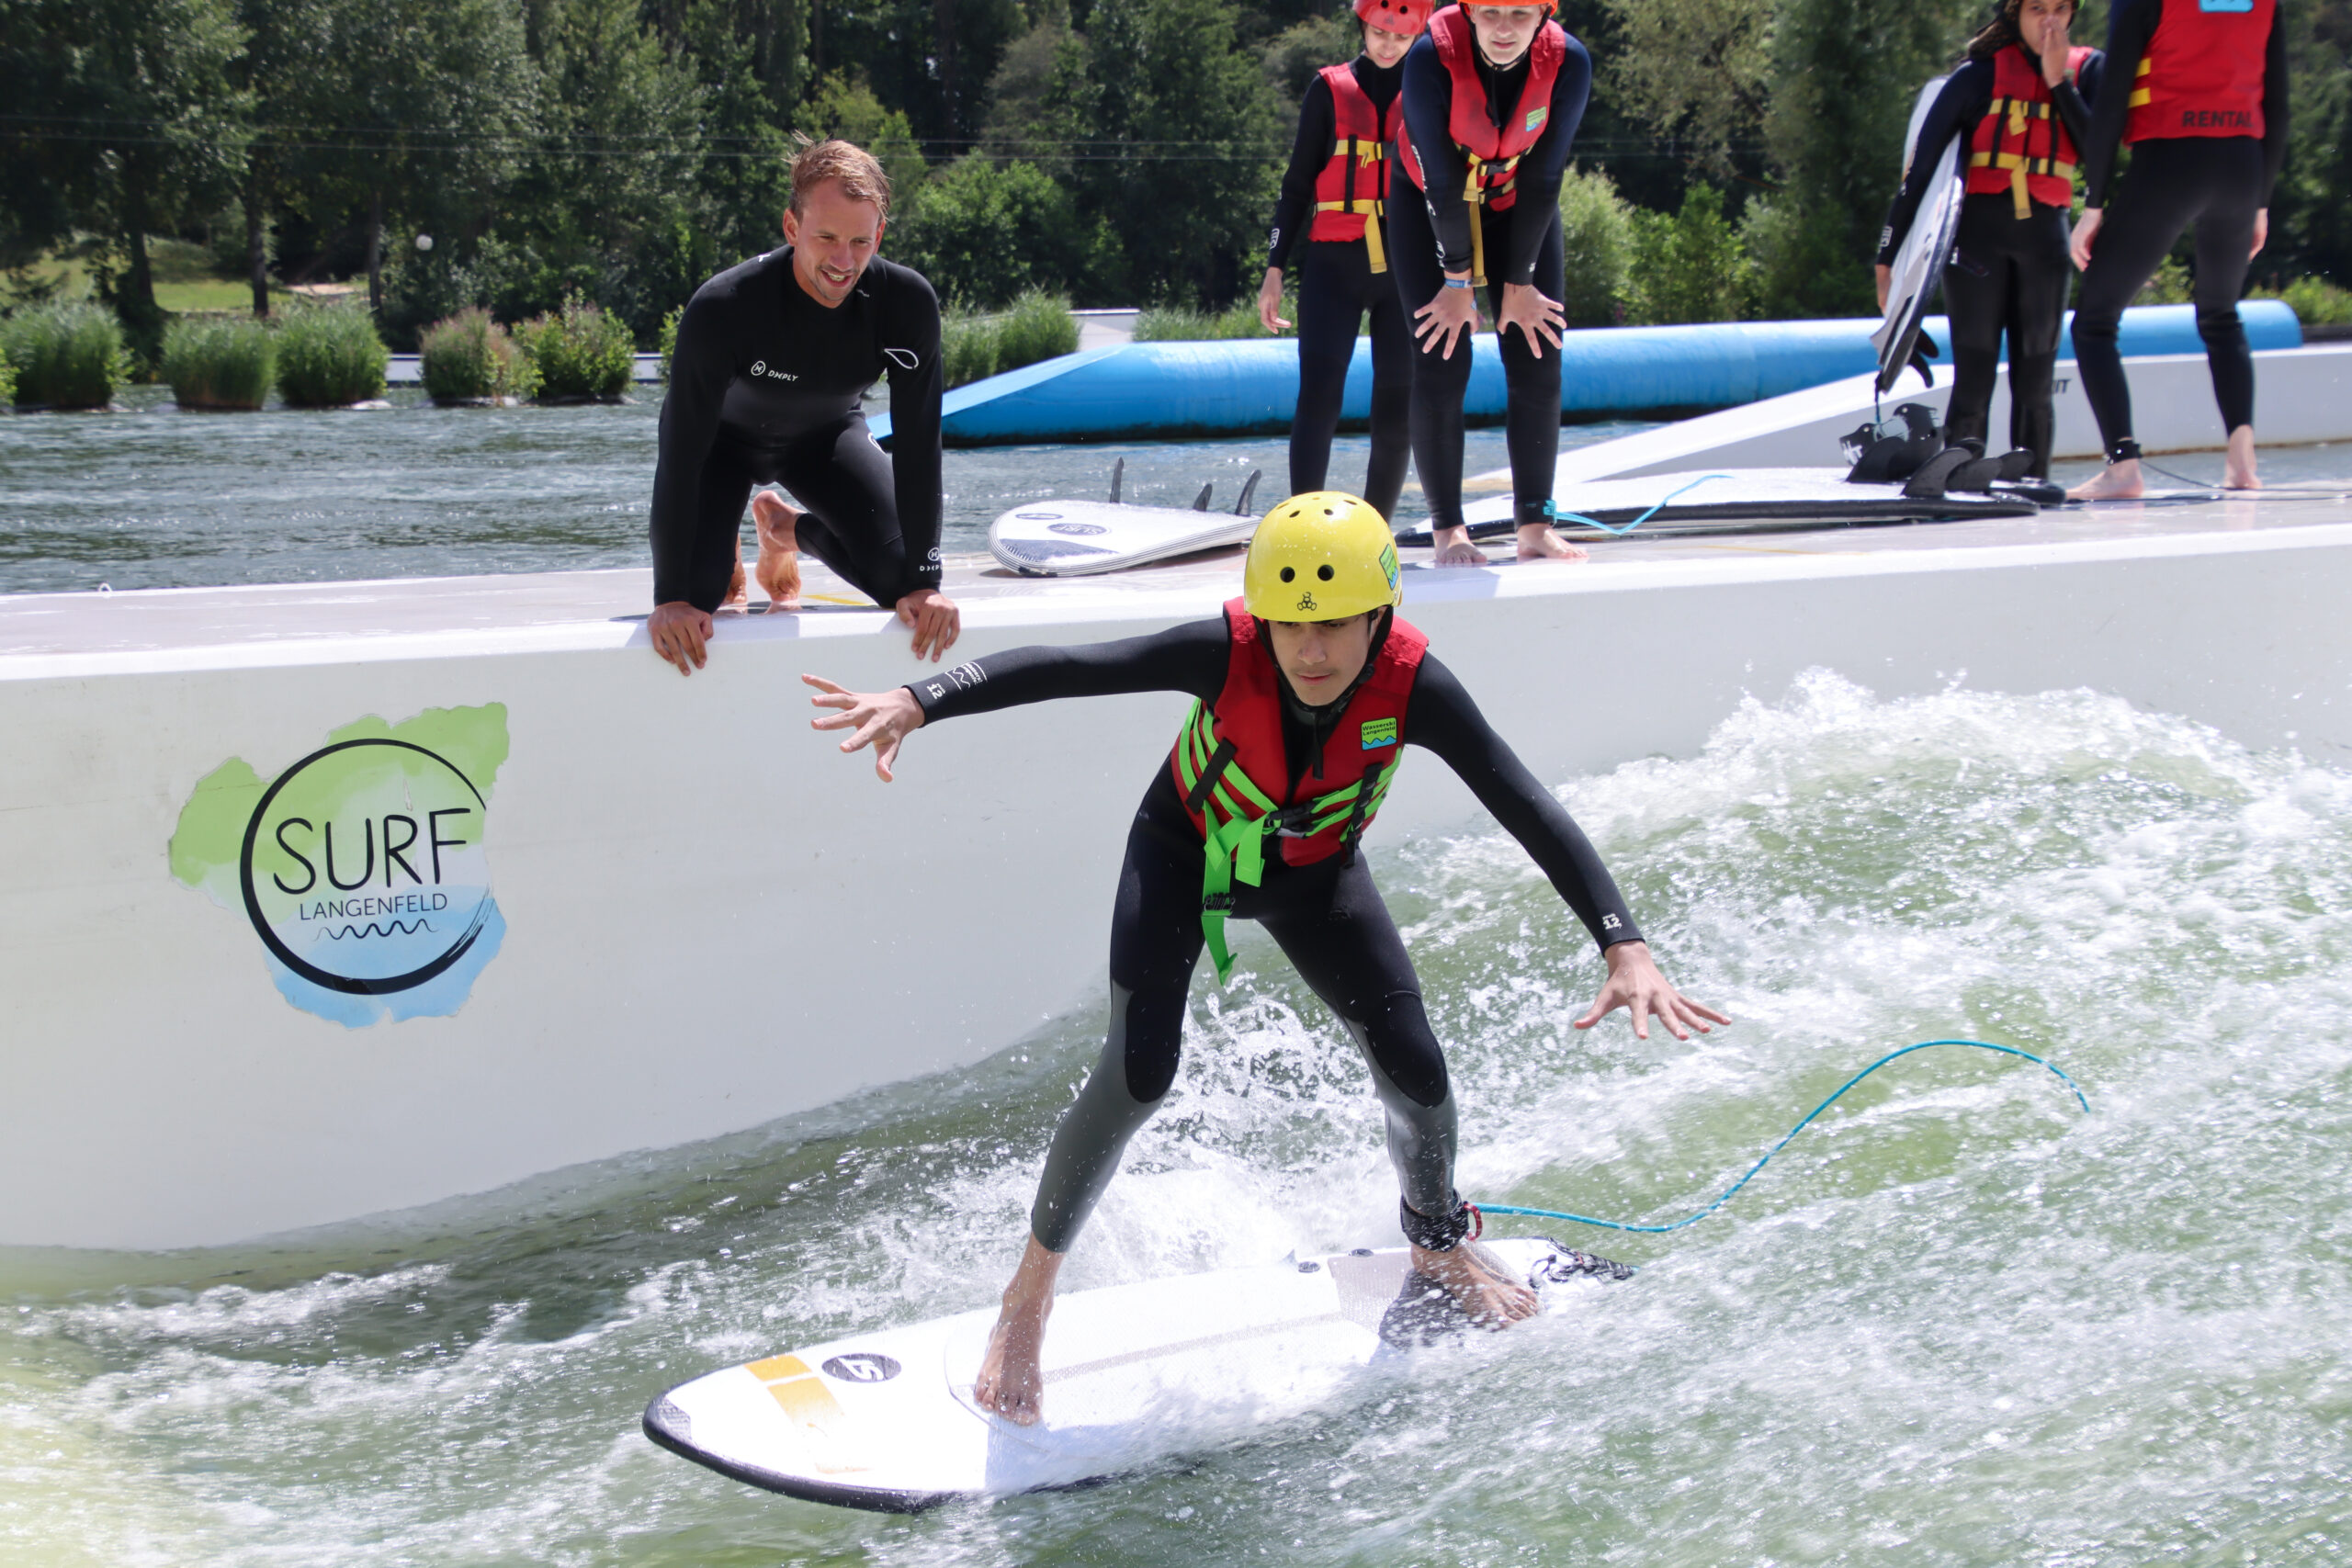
938, 290, 1079, 388
420, 309, 537, 402
517, 296, 633, 400
1133, 297, 1286, 342
162, 317, 275, 410
2, 302, 127, 409
276, 302, 389, 407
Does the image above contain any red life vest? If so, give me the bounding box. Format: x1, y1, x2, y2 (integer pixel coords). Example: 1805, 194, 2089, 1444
1394, 5, 1567, 282
1169, 599, 1430, 982
1308, 63, 1398, 271
2126, 0, 2273, 144
1965, 44, 2094, 218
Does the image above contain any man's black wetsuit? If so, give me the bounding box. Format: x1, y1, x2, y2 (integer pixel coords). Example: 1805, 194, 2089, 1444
1878, 47, 2106, 476
906, 614, 1642, 1254
1395, 28, 1592, 533
2073, 0, 2289, 457
1266, 54, 1414, 521
651, 249, 944, 613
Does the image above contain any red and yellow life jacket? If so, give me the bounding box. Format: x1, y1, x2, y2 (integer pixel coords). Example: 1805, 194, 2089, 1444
2126, 0, 2273, 145
1394, 4, 1567, 285
1169, 599, 1429, 983
1966, 43, 2094, 219
1308, 63, 1399, 273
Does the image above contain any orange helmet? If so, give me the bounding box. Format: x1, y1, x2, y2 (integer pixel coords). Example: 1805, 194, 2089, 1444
1355, 0, 1434, 32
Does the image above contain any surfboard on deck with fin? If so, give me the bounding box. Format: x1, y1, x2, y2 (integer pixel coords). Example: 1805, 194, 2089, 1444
643, 1236, 1623, 1511
1426, 467, 2041, 546
989, 460, 1261, 576
1871, 75, 1964, 396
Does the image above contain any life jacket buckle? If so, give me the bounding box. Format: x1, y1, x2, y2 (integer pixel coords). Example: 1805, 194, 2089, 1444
1269, 804, 1318, 838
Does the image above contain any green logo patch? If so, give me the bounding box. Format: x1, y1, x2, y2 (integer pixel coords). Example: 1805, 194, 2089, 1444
1361, 716, 1397, 750
1525, 106, 1548, 132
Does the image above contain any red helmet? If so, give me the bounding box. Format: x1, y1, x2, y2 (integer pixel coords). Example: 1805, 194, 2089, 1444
1355, 0, 1434, 32
1457, 0, 1556, 12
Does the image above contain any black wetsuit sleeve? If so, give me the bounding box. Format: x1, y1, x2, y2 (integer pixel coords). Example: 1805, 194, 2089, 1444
649, 292, 735, 607
2052, 50, 2101, 163
1407, 654, 1643, 952
2260, 11, 2289, 204
1269, 74, 1336, 272
1876, 63, 1988, 266
1497, 42, 1590, 287
1399, 39, 1475, 272
2083, 0, 2157, 208
887, 273, 945, 597
906, 618, 1230, 721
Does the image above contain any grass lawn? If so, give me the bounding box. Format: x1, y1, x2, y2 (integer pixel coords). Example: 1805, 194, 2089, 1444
15, 237, 303, 316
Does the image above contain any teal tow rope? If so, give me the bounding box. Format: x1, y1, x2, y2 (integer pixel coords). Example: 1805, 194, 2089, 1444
1544, 472, 1735, 538
1472, 1038, 2091, 1235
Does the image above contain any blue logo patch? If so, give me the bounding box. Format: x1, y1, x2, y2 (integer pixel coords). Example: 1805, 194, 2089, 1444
2198, 0, 2254, 11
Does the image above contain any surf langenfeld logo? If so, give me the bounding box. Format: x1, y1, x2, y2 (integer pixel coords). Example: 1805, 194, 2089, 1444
170, 705, 509, 1028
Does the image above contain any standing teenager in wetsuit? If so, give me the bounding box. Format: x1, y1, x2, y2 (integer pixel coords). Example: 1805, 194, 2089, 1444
2067, 0, 2288, 498
647, 139, 959, 675
1876, 0, 2104, 479
805, 492, 1727, 1425
1257, 0, 1432, 522
1394, 1, 1591, 567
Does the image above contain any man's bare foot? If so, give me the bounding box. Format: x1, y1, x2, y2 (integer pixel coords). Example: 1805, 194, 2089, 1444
1516, 523, 1589, 562
719, 557, 751, 613
972, 1236, 1063, 1426
2067, 457, 2144, 501
752, 490, 803, 611
1411, 1238, 1539, 1328
1430, 524, 1489, 566
2224, 424, 2262, 491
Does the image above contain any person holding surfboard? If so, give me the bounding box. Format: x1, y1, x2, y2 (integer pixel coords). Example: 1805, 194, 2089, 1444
2065, 0, 2287, 498
1392, 1, 1591, 568
1875, 0, 2105, 479
1257, 0, 1432, 523
805, 492, 1726, 1425
647, 139, 960, 676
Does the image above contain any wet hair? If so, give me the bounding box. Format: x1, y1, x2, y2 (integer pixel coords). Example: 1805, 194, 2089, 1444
787, 139, 891, 219
1965, 0, 2075, 62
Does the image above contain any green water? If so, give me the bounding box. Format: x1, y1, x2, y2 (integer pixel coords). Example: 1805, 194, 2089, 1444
6, 671, 2347, 1564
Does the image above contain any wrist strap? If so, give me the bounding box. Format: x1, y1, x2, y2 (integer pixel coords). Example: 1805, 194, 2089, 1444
1442, 276, 1473, 291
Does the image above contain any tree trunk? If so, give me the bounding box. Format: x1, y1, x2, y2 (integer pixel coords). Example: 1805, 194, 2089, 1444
367, 186, 386, 315
244, 159, 271, 319
810, 0, 823, 83
118, 156, 165, 365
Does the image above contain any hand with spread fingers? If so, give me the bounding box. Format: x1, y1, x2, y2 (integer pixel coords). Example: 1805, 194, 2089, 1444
806, 674, 926, 782
1414, 275, 1482, 360
1573, 940, 1731, 1042
1496, 281, 1565, 357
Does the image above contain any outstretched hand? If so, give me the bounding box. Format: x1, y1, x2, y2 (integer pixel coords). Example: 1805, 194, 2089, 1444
1574, 940, 1730, 1042
806, 674, 925, 781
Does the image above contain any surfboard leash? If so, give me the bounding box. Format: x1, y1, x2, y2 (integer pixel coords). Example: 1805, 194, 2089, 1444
1544, 473, 1736, 538
1470, 1038, 2091, 1236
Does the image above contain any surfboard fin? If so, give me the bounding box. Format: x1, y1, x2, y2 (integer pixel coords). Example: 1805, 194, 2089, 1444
1108, 457, 1123, 504
1233, 469, 1261, 515
1903, 446, 1977, 500
1192, 482, 1213, 511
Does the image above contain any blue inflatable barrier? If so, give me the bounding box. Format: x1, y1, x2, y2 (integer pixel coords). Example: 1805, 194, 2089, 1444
872, 301, 2300, 447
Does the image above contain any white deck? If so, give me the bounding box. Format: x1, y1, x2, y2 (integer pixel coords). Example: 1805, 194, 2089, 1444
6, 487, 2350, 1249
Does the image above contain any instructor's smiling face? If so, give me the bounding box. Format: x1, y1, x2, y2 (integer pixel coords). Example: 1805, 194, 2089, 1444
1267, 614, 1376, 708
783, 179, 885, 307
1466, 6, 1544, 68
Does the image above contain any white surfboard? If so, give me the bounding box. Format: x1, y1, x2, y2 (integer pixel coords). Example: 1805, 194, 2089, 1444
989, 501, 1259, 577
644, 1236, 1622, 1511
1430, 467, 2040, 544
1872, 76, 1964, 396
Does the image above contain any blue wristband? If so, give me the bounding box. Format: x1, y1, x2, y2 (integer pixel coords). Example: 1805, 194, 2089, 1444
1443, 277, 1473, 290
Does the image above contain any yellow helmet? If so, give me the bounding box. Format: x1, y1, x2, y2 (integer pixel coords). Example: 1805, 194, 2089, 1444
1243, 491, 1402, 621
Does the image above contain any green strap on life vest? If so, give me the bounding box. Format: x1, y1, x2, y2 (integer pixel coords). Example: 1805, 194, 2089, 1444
1173, 700, 1400, 985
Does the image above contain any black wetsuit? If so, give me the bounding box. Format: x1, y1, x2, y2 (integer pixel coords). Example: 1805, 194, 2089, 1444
907, 615, 1643, 1254
2073, 0, 2290, 457
1395, 28, 1591, 533
1266, 55, 1414, 521
650, 250, 944, 613
1877, 48, 2106, 477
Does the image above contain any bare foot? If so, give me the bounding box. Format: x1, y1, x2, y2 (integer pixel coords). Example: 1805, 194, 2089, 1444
1430, 525, 1489, 567
1516, 523, 1589, 562
752, 490, 803, 611
972, 1236, 1063, 1427
1411, 1238, 1539, 1328
2224, 424, 2261, 491
2067, 457, 2144, 501
719, 557, 750, 613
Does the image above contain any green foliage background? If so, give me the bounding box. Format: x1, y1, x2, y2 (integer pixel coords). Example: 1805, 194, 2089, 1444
1, 0, 2346, 353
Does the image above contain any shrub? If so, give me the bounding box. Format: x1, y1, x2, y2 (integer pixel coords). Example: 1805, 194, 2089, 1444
939, 304, 1001, 388
161, 316, 274, 411
421, 309, 538, 402
1133, 298, 1280, 342
1625, 185, 1751, 325
896, 157, 1085, 309
993, 288, 1080, 371
0, 355, 12, 406
2253, 275, 2352, 326
1557, 165, 1636, 328
658, 304, 684, 382
516, 294, 634, 400
2134, 256, 2193, 306
2, 302, 127, 409
276, 302, 390, 407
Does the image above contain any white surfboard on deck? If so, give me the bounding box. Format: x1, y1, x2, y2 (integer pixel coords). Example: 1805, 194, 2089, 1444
989, 462, 1262, 576
644, 1236, 1600, 1511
